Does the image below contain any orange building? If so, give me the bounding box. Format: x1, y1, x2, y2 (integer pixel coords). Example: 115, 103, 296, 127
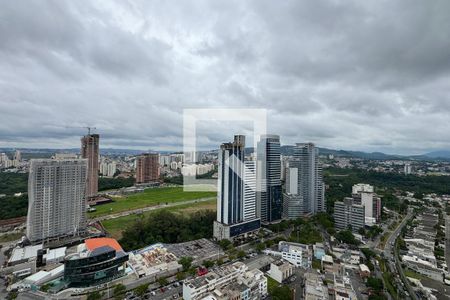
136, 153, 160, 183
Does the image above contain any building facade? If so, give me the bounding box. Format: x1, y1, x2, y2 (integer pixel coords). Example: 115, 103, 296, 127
283, 159, 303, 219
136, 153, 160, 183
183, 262, 267, 300
243, 160, 257, 221
351, 184, 381, 225
64, 238, 128, 287
334, 197, 365, 232
81, 134, 99, 198
256, 134, 282, 223
284, 143, 325, 217
26, 159, 87, 242
214, 135, 260, 240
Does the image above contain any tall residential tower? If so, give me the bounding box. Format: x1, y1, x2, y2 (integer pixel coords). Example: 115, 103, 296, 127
26, 159, 87, 243
81, 134, 99, 198
136, 153, 160, 183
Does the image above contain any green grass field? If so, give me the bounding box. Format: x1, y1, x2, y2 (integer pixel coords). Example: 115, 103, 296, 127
0, 231, 24, 243
102, 199, 216, 239
88, 187, 216, 218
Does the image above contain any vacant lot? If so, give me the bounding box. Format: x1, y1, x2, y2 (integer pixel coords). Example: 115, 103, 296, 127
88, 186, 216, 218
102, 199, 216, 239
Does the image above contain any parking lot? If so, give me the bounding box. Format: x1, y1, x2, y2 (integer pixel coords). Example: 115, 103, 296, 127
123, 281, 183, 300
165, 238, 222, 263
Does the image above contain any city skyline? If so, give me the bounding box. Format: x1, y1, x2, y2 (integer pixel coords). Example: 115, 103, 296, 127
1, 1, 450, 154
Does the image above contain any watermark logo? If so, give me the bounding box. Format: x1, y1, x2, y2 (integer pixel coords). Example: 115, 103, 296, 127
183, 108, 267, 192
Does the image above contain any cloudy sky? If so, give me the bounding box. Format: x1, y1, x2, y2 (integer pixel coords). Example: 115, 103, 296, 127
1, 0, 449, 154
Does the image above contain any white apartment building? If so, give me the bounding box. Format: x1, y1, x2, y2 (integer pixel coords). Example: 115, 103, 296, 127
26, 159, 87, 242
243, 160, 257, 221
332, 248, 361, 267
264, 241, 312, 268
268, 260, 294, 283
352, 184, 381, 225
181, 164, 214, 176
183, 262, 267, 300
352, 183, 374, 194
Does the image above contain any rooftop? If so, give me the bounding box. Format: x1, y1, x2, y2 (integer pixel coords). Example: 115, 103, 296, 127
9, 244, 43, 264
85, 238, 123, 252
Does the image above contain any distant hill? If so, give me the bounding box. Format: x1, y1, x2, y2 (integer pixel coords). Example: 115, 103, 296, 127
2, 147, 449, 161
279, 145, 404, 160
423, 150, 450, 159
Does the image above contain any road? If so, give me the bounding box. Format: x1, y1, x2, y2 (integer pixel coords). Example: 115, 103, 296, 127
90, 197, 215, 222
445, 216, 450, 273
384, 209, 413, 258
384, 209, 417, 300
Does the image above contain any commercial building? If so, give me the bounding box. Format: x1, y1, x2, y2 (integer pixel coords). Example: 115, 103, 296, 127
268, 260, 294, 283
351, 183, 374, 194
284, 143, 325, 217
182, 262, 267, 300
136, 153, 160, 183
351, 183, 381, 225
330, 274, 357, 300
128, 243, 180, 278
334, 197, 365, 232
214, 135, 260, 240
283, 158, 302, 219
264, 241, 312, 269
256, 135, 282, 223
332, 248, 361, 267
303, 271, 328, 300
64, 238, 129, 287
26, 159, 87, 243
8, 244, 67, 267
81, 134, 99, 198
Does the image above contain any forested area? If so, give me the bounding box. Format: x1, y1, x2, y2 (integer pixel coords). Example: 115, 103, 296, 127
98, 177, 134, 191
0, 173, 28, 195
119, 210, 216, 251
324, 167, 450, 214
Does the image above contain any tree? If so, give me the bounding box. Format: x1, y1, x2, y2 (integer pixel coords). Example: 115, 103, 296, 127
237, 250, 246, 259
135, 283, 149, 297
256, 242, 266, 252
40, 283, 52, 292
179, 256, 193, 271
270, 285, 292, 300
113, 284, 126, 299
6, 292, 18, 300
203, 260, 215, 268
218, 239, 232, 250
335, 230, 360, 245
176, 272, 186, 281
87, 291, 103, 300
158, 277, 168, 286
119, 210, 216, 251
367, 277, 384, 292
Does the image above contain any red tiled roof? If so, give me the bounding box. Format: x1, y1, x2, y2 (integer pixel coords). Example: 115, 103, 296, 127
85, 238, 123, 252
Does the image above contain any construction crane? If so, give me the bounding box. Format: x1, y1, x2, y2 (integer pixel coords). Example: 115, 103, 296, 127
64, 126, 97, 135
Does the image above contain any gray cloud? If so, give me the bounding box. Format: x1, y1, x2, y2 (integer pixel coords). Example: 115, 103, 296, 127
0, 0, 450, 154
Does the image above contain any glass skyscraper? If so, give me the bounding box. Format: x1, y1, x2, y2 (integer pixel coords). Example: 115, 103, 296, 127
256, 134, 282, 223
